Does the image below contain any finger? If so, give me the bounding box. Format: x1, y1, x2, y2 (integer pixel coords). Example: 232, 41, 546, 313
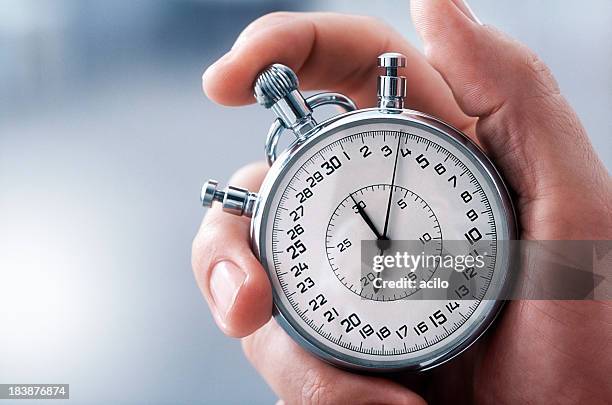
242, 320, 426, 405
203, 11, 475, 134
192, 162, 272, 337
410, 0, 610, 204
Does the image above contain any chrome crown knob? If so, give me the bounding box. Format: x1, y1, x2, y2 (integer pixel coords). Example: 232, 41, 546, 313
253, 64, 316, 138
378, 52, 407, 71
200, 179, 258, 217
200, 179, 221, 207
377, 52, 407, 110
254, 64, 299, 108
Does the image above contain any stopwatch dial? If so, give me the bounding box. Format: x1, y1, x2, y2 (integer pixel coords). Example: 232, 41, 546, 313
325, 185, 442, 301
260, 121, 512, 368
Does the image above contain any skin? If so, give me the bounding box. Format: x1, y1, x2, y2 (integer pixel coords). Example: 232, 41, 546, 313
192, 1, 612, 403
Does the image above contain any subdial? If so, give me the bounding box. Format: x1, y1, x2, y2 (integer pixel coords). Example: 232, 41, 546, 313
325, 184, 442, 301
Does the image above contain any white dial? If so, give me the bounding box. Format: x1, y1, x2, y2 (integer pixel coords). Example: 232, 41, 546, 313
326, 184, 442, 301
255, 116, 514, 370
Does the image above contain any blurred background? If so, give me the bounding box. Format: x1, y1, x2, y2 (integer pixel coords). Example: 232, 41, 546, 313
0, 0, 610, 403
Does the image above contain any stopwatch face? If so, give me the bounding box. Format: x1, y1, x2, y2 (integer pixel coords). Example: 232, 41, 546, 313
253, 111, 515, 371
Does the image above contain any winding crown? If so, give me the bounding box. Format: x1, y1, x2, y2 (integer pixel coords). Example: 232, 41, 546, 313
254, 64, 299, 108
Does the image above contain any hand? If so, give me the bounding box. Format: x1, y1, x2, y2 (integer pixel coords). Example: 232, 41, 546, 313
192, 1, 612, 404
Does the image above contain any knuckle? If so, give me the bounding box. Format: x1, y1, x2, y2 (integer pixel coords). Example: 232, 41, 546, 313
191, 212, 224, 274
358, 14, 387, 27
348, 14, 394, 38
191, 235, 217, 280
520, 47, 560, 97
300, 368, 333, 405
244, 11, 298, 33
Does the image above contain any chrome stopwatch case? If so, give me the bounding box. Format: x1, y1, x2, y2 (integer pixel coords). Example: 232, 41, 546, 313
201, 53, 517, 372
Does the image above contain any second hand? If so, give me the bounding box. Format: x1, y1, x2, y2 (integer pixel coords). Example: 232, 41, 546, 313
381, 134, 403, 241
375, 135, 403, 294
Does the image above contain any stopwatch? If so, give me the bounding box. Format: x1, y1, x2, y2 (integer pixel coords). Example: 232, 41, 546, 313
200, 53, 517, 371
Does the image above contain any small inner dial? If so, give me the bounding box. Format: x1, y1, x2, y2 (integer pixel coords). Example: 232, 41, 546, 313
261, 120, 510, 366
325, 184, 442, 301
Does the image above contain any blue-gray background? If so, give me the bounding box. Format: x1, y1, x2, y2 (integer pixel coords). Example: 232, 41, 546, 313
1, 1, 610, 404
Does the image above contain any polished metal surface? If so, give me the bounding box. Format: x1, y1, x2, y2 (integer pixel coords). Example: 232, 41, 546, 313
223, 185, 257, 216
271, 90, 317, 138
200, 179, 220, 207
378, 52, 407, 69
306, 92, 357, 111
263, 92, 356, 166
256, 63, 357, 166
254, 64, 317, 139
201, 180, 258, 217
377, 52, 407, 110
251, 107, 517, 372
254, 64, 299, 108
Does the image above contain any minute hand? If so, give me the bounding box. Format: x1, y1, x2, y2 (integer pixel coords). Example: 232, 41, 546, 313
382, 136, 403, 240
350, 193, 383, 239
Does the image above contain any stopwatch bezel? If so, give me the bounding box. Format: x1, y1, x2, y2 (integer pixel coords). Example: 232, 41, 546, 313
251, 108, 517, 372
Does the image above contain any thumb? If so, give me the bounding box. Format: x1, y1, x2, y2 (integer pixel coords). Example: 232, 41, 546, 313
410, 0, 608, 206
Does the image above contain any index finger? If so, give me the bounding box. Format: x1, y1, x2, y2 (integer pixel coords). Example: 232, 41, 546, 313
203, 12, 475, 133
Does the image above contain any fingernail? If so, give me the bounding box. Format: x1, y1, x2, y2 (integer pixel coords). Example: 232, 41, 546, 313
210, 261, 246, 321
452, 0, 483, 25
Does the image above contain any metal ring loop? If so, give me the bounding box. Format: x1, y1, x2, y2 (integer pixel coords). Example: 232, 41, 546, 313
265, 119, 284, 166
265, 92, 357, 166
306, 92, 357, 112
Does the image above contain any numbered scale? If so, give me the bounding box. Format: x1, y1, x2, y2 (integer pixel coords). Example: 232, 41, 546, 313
201, 53, 517, 371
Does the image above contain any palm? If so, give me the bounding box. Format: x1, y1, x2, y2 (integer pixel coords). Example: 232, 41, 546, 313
471, 200, 612, 404
398, 199, 612, 404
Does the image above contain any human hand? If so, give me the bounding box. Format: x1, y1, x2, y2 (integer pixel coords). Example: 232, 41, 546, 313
192, 1, 612, 403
